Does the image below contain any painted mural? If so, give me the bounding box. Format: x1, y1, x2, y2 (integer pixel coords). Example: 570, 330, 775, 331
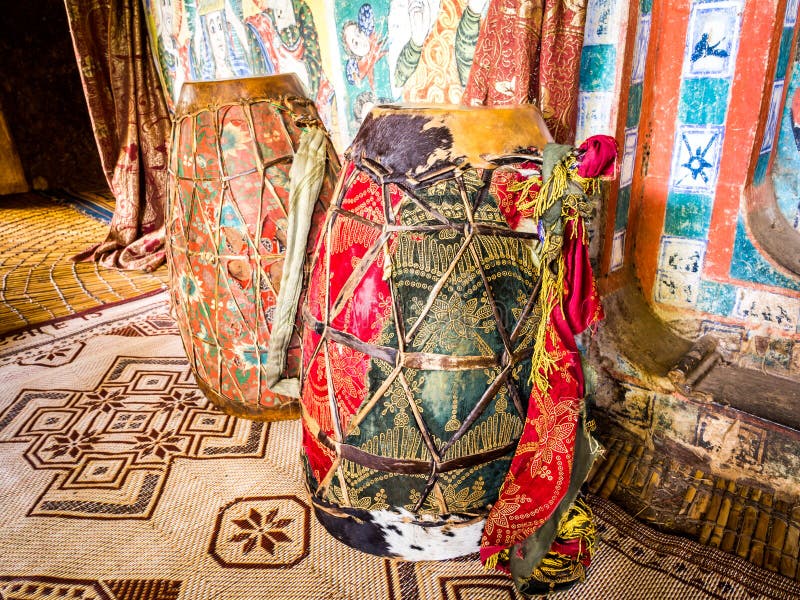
772, 57, 800, 232
144, 0, 336, 133
143, 0, 488, 148
331, 0, 488, 140
637, 0, 800, 375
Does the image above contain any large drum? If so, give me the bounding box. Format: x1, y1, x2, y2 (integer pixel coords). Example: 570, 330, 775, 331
166, 75, 338, 420
300, 104, 555, 558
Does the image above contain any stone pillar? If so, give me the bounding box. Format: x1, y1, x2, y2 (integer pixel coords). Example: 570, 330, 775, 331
600, 0, 800, 375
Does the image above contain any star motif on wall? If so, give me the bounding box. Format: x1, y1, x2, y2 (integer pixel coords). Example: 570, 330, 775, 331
679, 132, 718, 184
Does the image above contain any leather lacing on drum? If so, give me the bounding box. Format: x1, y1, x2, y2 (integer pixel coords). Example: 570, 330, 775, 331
166, 94, 333, 415
302, 152, 550, 514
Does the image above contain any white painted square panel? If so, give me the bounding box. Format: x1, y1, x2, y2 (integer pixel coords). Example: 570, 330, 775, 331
732, 288, 800, 333
611, 229, 625, 271
585, 0, 624, 46
631, 14, 651, 84
620, 128, 638, 188
670, 125, 725, 194
683, 2, 743, 79
761, 79, 785, 154
576, 91, 614, 142
655, 236, 706, 307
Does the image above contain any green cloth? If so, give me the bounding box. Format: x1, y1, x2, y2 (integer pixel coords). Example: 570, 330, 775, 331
264, 126, 328, 397
455, 6, 481, 86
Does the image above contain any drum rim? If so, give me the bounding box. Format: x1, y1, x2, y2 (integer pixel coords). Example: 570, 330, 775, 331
174, 73, 310, 118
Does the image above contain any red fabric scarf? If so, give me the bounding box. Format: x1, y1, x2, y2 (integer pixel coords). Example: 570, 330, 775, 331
480, 215, 603, 564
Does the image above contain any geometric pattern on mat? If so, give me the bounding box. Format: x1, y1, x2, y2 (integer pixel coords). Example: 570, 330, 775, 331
209, 495, 310, 568
2, 294, 800, 599
0, 577, 181, 600
0, 354, 267, 519
0, 192, 167, 336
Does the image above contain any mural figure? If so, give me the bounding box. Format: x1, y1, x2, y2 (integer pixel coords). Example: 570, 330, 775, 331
193, 0, 252, 80
686, 7, 738, 77
245, 0, 336, 128
334, 0, 486, 140
341, 4, 389, 90
391, 0, 485, 90
690, 31, 729, 63
351, 90, 392, 122
147, 0, 196, 110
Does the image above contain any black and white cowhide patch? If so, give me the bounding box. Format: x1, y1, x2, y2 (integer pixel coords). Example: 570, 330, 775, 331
311, 496, 484, 560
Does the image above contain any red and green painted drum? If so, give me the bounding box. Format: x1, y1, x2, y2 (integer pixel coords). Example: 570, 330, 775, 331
300, 104, 555, 558
166, 75, 338, 421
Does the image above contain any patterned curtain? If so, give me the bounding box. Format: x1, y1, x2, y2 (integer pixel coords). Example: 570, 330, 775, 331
462, 0, 587, 144
65, 0, 171, 271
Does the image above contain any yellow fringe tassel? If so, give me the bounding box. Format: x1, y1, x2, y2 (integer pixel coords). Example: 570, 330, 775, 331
516, 151, 600, 393
524, 496, 597, 590
483, 547, 511, 571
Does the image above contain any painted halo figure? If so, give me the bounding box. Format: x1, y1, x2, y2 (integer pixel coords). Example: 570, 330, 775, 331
245, 0, 336, 131
192, 0, 252, 80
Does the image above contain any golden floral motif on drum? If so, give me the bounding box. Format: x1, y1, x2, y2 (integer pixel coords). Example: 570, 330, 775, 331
330, 485, 390, 512
408, 292, 495, 355
425, 168, 485, 199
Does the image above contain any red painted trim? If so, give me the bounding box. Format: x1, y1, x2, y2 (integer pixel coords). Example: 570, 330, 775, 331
629, 0, 691, 300
705, 0, 783, 280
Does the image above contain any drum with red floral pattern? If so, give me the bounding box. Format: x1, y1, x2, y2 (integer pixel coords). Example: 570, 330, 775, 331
166, 75, 337, 420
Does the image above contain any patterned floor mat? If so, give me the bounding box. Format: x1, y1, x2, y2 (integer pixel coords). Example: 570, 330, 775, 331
0, 293, 798, 599
0, 192, 167, 336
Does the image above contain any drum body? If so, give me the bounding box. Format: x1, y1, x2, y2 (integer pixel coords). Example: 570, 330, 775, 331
300, 104, 553, 558
167, 75, 336, 420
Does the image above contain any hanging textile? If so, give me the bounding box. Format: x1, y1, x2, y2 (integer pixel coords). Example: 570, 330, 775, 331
462, 0, 587, 144
481, 137, 616, 595
65, 0, 171, 271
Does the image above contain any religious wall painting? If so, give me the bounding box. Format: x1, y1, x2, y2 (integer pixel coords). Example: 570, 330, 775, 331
761, 79, 786, 154
143, 0, 337, 133
699, 319, 745, 357
731, 287, 800, 334
335, 1, 392, 132
694, 409, 767, 468
670, 125, 724, 194
620, 127, 637, 188
584, 0, 622, 47
787, 0, 800, 27
610, 229, 625, 272
194, 0, 253, 81
332, 0, 487, 140
631, 13, 651, 85
772, 60, 800, 231
145, 0, 193, 112
655, 236, 707, 307
683, 1, 743, 80
242, 0, 336, 129
576, 91, 613, 141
